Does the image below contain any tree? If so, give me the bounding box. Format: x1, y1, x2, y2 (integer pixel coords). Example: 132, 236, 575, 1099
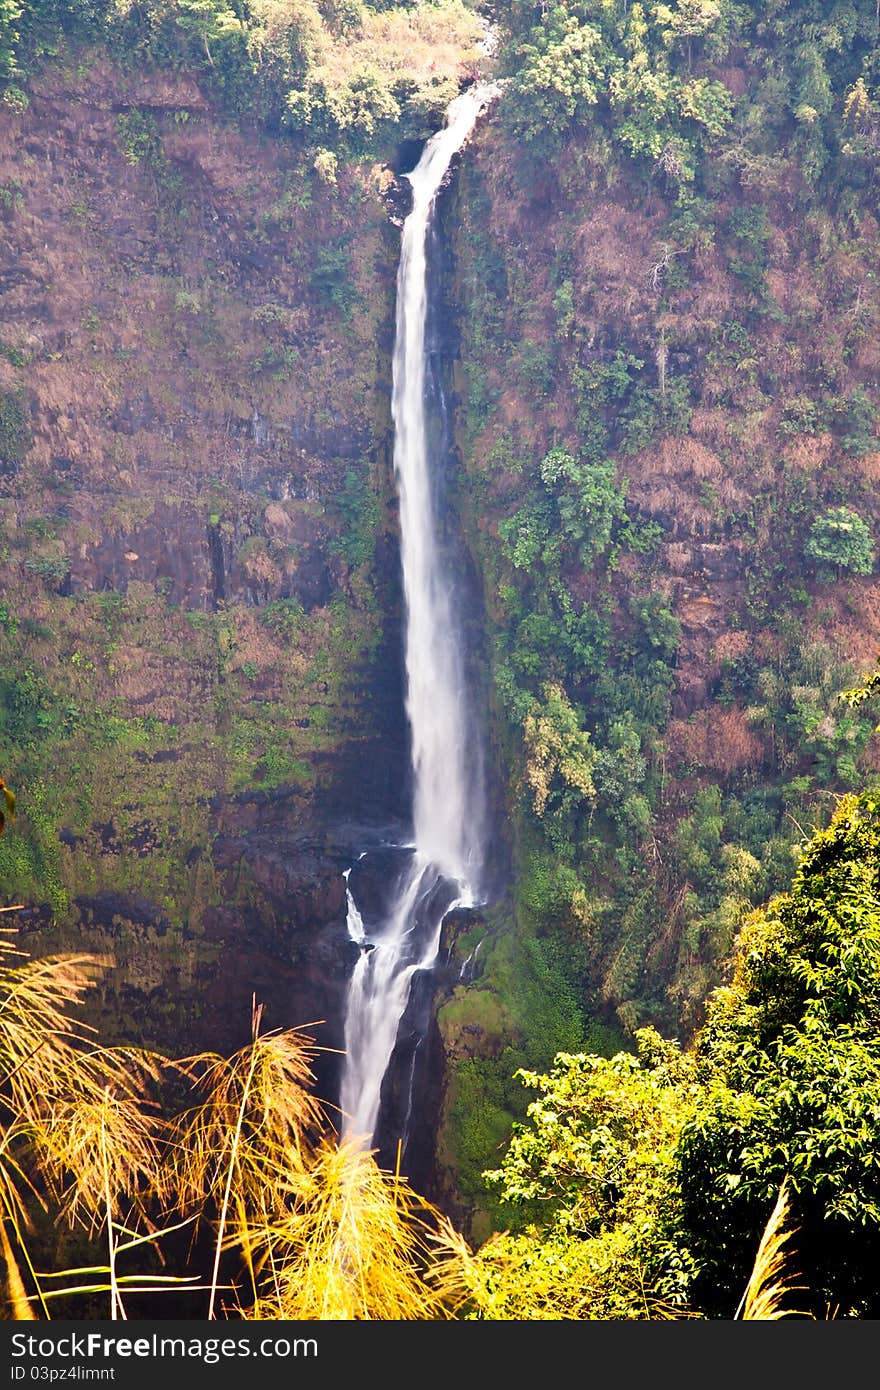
523, 682, 596, 826
453, 1032, 701, 1319
677, 791, 880, 1317
539, 447, 627, 567
462, 788, 880, 1319
0, 0, 22, 83
805, 506, 874, 578
503, 10, 606, 145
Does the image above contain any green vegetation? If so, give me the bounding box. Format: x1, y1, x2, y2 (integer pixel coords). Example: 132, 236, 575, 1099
1, 780, 879, 1320
434, 0, 880, 1254
333, 465, 382, 566
496, 0, 879, 199
805, 505, 875, 578
0, 0, 483, 155
1, 0, 880, 1322
452, 789, 880, 1318
0, 389, 29, 468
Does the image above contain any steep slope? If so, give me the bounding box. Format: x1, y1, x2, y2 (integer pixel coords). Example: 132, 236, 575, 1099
434, 0, 880, 1229
0, 47, 423, 1091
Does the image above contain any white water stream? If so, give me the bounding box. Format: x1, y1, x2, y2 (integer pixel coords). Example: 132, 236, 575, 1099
339, 84, 498, 1148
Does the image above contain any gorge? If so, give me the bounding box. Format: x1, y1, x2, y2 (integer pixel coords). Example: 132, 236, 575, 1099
1, 0, 880, 1317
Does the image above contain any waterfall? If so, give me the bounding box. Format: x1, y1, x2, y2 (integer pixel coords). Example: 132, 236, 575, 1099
339, 83, 498, 1150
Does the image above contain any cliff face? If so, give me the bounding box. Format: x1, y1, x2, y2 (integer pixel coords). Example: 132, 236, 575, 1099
0, 50, 410, 1084
431, 104, 880, 1228
3, 31, 879, 1230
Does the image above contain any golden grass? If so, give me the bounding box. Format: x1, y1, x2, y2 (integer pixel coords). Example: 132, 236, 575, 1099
0, 936, 420, 1321
1, 1218, 35, 1320
247, 0, 482, 97
736, 1183, 811, 1320
164, 1001, 324, 1318
311, 1, 483, 91
38, 1077, 165, 1234
168, 1007, 323, 1218
238, 1140, 451, 1320
0, 930, 172, 1317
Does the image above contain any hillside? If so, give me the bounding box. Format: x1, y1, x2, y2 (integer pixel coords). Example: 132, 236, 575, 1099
432, 0, 880, 1229
0, 0, 878, 1293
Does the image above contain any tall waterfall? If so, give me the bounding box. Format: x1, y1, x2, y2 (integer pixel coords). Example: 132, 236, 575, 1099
339, 84, 497, 1149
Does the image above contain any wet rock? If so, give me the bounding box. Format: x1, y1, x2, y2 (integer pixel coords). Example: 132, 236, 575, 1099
288, 415, 370, 461
77, 890, 171, 937
381, 170, 414, 225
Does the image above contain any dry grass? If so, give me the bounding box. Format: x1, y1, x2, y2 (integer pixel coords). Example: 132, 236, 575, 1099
0, 942, 440, 1322
164, 1002, 324, 1317
249, 0, 482, 95
710, 630, 752, 666
850, 449, 880, 483
237, 1141, 451, 1321
667, 706, 767, 775
782, 431, 835, 472
0, 931, 172, 1317
168, 1007, 323, 1220
736, 1183, 811, 1320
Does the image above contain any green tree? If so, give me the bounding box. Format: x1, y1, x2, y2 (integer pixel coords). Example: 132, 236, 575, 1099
464, 788, 880, 1318
504, 9, 606, 145
459, 1033, 700, 1319
805, 506, 874, 578
523, 681, 596, 825
679, 791, 880, 1317
539, 447, 627, 566
0, 0, 22, 83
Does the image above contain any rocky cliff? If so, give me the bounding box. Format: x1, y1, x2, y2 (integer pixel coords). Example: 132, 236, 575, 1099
431, 94, 880, 1229
0, 50, 412, 1099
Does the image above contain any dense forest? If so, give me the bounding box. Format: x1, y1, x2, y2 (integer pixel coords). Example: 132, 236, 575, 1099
0, 0, 878, 1320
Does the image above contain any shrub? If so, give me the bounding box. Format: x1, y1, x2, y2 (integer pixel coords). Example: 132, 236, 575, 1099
805, 506, 874, 578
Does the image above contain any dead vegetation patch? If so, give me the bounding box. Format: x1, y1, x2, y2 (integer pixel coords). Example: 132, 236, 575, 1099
710, 629, 752, 671
666, 705, 767, 775
622, 437, 752, 536
782, 431, 835, 472
804, 581, 880, 668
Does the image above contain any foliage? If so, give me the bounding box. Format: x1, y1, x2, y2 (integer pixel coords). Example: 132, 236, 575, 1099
678, 790, 880, 1317
0, 0, 481, 154
0, 0, 22, 85
461, 788, 880, 1318
499, 0, 732, 179
310, 241, 358, 318
495, 0, 879, 198
115, 108, 160, 165
333, 465, 381, 567
0, 390, 29, 468
539, 447, 627, 566
503, 9, 606, 146
0, 938, 466, 1321
523, 681, 595, 827
459, 1032, 701, 1319
804, 506, 874, 578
